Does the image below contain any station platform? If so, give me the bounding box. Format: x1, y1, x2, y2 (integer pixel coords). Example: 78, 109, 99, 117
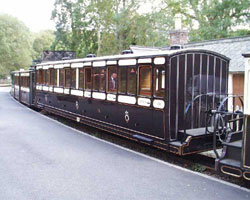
0, 87, 249, 200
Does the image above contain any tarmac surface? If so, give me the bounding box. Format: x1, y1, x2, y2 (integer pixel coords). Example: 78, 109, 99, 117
0, 87, 249, 200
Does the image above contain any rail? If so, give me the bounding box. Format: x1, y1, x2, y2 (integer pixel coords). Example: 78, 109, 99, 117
182, 93, 226, 143
212, 95, 244, 158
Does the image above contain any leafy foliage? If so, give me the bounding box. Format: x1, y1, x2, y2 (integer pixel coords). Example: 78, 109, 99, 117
0, 14, 32, 78
51, 0, 173, 57
32, 30, 55, 60
163, 0, 250, 41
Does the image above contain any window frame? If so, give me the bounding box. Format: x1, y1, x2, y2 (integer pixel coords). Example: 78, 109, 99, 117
138, 65, 153, 97
127, 66, 137, 95
153, 65, 166, 98
93, 67, 106, 92
77, 68, 84, 90
107, 66, 118, 94
117, 66, 137, 96
49, 68, 54, 86
59, 68, 65, 88
64, 67, 71, 88
84, 67, 92, 91
71, 68, 77, 89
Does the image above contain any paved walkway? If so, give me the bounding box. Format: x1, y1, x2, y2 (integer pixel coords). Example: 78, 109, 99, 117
0, 87, 249, 200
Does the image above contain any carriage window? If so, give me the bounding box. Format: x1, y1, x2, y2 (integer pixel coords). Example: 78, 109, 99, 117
79, 68, 84, 89
45, 70, 50, 86
49, 69, 54, 86
127, 67, 136, 95
14, 76, 18, 85
71, 68, 76, 89
85, 68, 92, 90
59, 69, 64, 87
154, 67, 165, 97
108, 66, 117, 93
43, 70, 47, 85
27, 77, 29, 87
53, 69, 57, 86
139, 66, 152, 96
118, 67, 127, 93
65, 68, 71, 88
37, 70, 43, 85
93, 68, 105, 91
36, 71, 39, 84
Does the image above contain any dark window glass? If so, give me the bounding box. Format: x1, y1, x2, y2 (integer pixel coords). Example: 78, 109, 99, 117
139, 66, 152, 96
118, 67, 127, 93
65, 68, 71, 88
71, 68, 76, 89
79, 68, 84, 89
127, 67, 136, 95
93, 68, 106, 91
108, 66, 117, 93
85, 68, 92, 90
154, 66, 165, 97
59, 69, 64, 87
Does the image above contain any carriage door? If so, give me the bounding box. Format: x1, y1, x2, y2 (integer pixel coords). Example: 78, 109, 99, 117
136, 64, 165, 139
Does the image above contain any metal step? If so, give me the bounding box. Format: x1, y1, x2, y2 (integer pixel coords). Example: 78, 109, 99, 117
179, 127, 210, 137
219, 158, 241, 168
226, 130, 243, 142
218, 158, 242, 177
222, 140, 242, 149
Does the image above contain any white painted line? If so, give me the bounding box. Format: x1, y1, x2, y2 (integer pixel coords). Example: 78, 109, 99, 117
8, 92, 250, 193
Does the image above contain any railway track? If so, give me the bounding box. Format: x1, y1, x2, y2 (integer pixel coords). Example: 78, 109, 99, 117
38, 109, 250, 189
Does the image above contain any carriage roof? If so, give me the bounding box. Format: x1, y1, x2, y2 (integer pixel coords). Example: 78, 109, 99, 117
36, 48, 230, 67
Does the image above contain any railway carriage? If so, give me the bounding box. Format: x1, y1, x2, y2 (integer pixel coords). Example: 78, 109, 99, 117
10, 69, 34, 106
34, 49, 229, 155
10, 48, 250, 181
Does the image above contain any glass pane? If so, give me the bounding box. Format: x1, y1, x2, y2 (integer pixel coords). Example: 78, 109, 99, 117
139, 66, 152, 96
108, 66, 117, 92
154, 67, 165, 97
49, 69, 54, 86
127, 67, 136, 94
36, 71, 39, 84
118, 67, 127, 93
71, 69, 76, 89
93, 68, 105, 91
46, 70, 50, 85
65, 68, 71, 88
59, 69, 64, 87
53, 69, 57, 86
93, 68, 100, 91
99, 69, 105, 91
43, 70, 46, 85
40, 70, 44, 85
79, 69, 84, 89
85, 68, 92, 90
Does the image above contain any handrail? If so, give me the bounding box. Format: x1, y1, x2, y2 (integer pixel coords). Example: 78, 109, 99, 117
212, 95, 244, 158
182, 93, 227, 143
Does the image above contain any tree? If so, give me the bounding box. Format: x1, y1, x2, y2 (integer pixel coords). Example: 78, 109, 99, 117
162, 0, 250, 41
0, 14, 32, 79
32, 30, 55, 60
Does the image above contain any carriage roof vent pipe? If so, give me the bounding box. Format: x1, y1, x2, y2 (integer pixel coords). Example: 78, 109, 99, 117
86, 54, 96, 58
121, 49, 133, 55
170, 45, 184, 50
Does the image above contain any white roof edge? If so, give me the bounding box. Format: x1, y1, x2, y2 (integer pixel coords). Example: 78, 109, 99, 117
36, 48, 229, 66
